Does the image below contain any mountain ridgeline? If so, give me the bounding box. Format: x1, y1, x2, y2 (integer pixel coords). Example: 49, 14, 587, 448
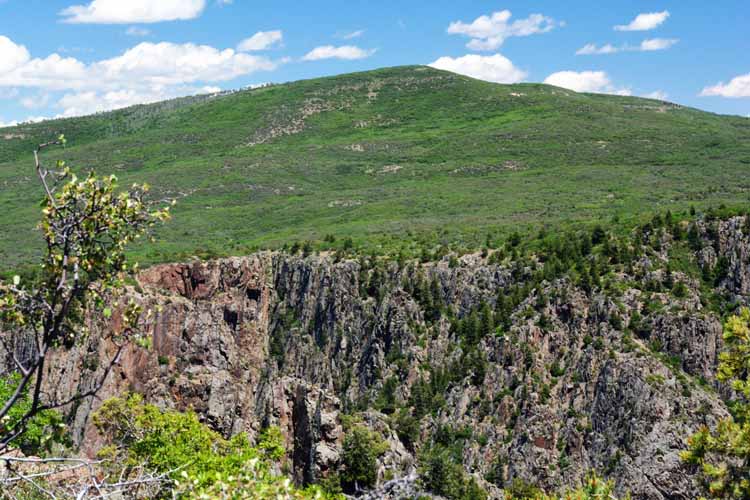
1, 66, 749, 270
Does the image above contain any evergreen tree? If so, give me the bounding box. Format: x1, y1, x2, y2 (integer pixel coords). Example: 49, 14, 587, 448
591, 225, 606, 245
480, 302, 494, 337
341, 427, 387, 493
682, 308, 750, 498
579, 266, 593, 294
580, 233, 592, 256
688, 224, 702, 251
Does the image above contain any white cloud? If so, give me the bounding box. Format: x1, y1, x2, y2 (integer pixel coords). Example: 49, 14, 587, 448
2, 53, 90, 91
577, 38, 678, 55
21, 93, 50, 109
700, 73, 750, 98
58, 89, 165, 116
544, 70, 631, 95
576, 43, 619, 55
639, 38, 678, 51
302, 45, 375, 61
0, 35, 282, 118
0, 115, 48, 127
95, 42, 278, 85
23, 115, 51, 124
237, 30, 283, 52
0, 41, 278, 90
643, 90, 668, 100
447, 10, 559, 51
126, 26, 151, 37
614, 11, 670, 31
429, 54, 527, 84
58, 85, 223, 117
60, 0, 206, 24
0, 36, 31, 74
342, 30, 365, 40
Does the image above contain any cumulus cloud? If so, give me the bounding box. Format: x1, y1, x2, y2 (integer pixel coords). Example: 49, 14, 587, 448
0, 118, 18, 128
302, 45, 375, 61
576, 38, 678, 55
447, 10, 559, 51
2, 53, 89, 91
700, 73, 750, 98
0, 35, 281, 118
0, 35, 31, 74
614, 11, 670, 31
0, 40, 278, 90
237, 30, 283, 52
97, 42, 278, 85
60, 0, 206, 24
429, 54, 527, 84
544, 70, 630, 95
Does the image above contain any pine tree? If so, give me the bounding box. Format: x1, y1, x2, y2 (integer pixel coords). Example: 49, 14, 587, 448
688, 223, 702, 251
480, 302, 494, 337
580, 233, 592, 256
591, 225, 606, 246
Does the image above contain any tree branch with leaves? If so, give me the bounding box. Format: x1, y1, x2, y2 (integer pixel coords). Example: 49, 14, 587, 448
0, 136, 171, 453
682, 307, 750, 499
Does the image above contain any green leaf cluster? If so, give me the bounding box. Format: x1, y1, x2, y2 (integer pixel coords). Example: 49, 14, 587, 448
682, 308, 750, 499
0, 374, 67, 455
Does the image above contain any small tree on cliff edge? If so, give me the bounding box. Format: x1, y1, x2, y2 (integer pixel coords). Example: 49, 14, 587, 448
0, 136, 171, 452
682, 307, 750, 499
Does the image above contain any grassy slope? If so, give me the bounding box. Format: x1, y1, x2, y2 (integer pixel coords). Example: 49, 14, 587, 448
1, 65, 749, 269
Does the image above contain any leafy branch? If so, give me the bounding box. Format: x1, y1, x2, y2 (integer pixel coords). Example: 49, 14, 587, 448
0, 136, 171, 452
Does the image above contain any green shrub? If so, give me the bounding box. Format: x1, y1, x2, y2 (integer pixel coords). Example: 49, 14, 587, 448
0, 374, 68, 456
419, 447, 487, 500
393, 409, 420, 451
340, 426, 388, 492
93, 394, 258, 489
93, 395, 342, 499
672, 281, 689, 298
504, 474, 624, 499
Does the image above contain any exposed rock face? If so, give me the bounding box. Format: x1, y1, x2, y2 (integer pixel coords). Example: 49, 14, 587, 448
18, 216, 750, 499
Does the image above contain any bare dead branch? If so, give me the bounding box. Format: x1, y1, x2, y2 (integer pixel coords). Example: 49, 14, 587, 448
1, 455, 181, 500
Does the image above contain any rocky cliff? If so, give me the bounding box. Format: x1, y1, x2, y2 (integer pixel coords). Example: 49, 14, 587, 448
20, 214, 750, 499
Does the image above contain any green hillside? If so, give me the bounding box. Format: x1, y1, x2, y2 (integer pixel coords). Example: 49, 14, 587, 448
1, 65, 749, 268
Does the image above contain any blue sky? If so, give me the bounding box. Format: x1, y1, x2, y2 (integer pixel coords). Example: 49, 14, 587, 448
0, 0, 748, 126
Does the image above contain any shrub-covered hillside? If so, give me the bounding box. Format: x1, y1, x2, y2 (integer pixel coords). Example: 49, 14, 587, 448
1, 66, 749, 269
